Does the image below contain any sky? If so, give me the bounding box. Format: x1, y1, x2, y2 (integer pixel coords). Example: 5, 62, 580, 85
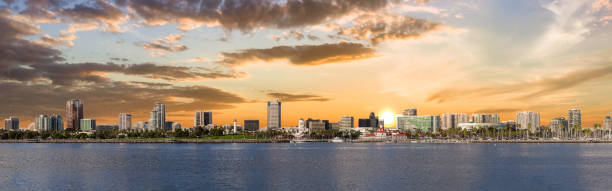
1, 0, 612, 129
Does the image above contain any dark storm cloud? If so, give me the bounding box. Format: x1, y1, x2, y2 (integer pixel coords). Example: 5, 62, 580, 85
268, 92, 331, 102
427, 64, 612, 103
219, 41, 375, 66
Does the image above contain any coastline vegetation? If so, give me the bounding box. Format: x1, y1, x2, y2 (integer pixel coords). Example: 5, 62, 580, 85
1, 124, 608, 141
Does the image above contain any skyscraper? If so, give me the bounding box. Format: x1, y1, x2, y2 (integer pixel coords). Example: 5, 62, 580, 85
604, 114, 611, 130
339, 116, 354, 129
267, 100, 281, 130
194, 110, 213, 127
35, 114, 50, 131
472, 113, 500, 123
149, 102, 166, 130
119, 113, 132, 130
50, 114, 63, 131
568, 108, 581, 128
358, 112, 379, 128
4, 117, 19, 130
441, 113, 469, 130
66, 99, 84, 131
516, 111, 541, 132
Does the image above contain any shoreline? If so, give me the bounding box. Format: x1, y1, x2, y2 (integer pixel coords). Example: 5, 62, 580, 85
2, 139, 612, 143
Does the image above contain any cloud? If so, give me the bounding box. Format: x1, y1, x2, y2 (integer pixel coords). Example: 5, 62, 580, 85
0, 81, 249, 120
268, 92, 331, 102
334, 14, 441, 45
142, 43, 188, 52
270, 30, 320, 41
532, 0, 595, 57
57, 0, 128, 33
138, 33, 188, 53
37, 34, 74, 47
427, 64, 612, 103
0, 8, 40, 41
1, 62, 245, 86
219, 41, 375, 66
120, 0, 392, 31
592, 0, 611, 11
110, 57, 129, 62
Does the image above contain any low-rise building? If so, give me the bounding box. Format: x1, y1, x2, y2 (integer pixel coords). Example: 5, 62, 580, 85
458, 123, 501, 130
396, 115, 440, 132
244, 120, 259, 131
95, 124, 118, 132
80, 119, 96, 132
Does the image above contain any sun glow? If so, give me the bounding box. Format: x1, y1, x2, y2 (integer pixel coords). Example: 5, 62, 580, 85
381, 111, 395, 126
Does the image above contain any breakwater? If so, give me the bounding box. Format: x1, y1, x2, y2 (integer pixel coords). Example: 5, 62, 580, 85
0, 139, 291, 143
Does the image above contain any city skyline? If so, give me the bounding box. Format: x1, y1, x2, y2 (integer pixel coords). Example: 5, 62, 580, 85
1, 0, 612, 127
4, 98, 612, 131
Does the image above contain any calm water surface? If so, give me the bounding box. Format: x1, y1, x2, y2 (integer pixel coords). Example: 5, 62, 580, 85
1, 143, 612, 191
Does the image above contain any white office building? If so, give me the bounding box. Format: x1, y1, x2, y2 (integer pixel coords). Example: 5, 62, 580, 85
516, 111, 540, 132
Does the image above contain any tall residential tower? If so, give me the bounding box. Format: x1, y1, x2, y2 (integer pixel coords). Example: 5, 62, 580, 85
568, 108, 581, 128
149, 102, 165, 130
267, 100, 281, 130
194, 110, 213, 128
119, 113, 132, 130
66, 99, 84, 131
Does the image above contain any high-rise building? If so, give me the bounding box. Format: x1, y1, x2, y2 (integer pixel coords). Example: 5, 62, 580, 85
516, 111, 540, 132
35, 115, 50, 131
298, 118, 305, 129
194, 110, 213, 127
396, 115, 440, 132
50, 114, 63, 131
66, 99, 84, 131
550, 117, 568, 133
568, 108, 581, 128
149, 102, 165, 130
4, 117, 19, 130
118, 113, 132, 130
267, 100, 281, 130
358, 112, 379, 128
604, 115, 612, 130
339, 116, 354, 129
472, 113, 500, 123
80, 119, 96, 132
403, 108, 417, 116
440, 113, 469, 130
244, 120, 259, 131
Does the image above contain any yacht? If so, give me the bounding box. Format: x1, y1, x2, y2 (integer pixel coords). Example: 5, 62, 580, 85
330, 137, 344, 143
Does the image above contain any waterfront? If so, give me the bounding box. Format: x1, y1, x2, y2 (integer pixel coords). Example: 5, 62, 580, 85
2, 143, 612, 190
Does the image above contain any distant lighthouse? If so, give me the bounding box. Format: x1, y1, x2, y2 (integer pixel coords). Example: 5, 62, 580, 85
233, 119, 237, 133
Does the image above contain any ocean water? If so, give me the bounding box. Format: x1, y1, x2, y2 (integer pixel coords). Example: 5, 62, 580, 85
1, 143, 611, 191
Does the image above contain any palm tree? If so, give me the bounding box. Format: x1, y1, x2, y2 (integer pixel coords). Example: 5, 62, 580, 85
573, 125, 581, 140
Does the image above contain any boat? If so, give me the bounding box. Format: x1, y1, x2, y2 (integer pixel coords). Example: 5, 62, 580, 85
330, 137, 344, 143
290, 139, 306, 143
